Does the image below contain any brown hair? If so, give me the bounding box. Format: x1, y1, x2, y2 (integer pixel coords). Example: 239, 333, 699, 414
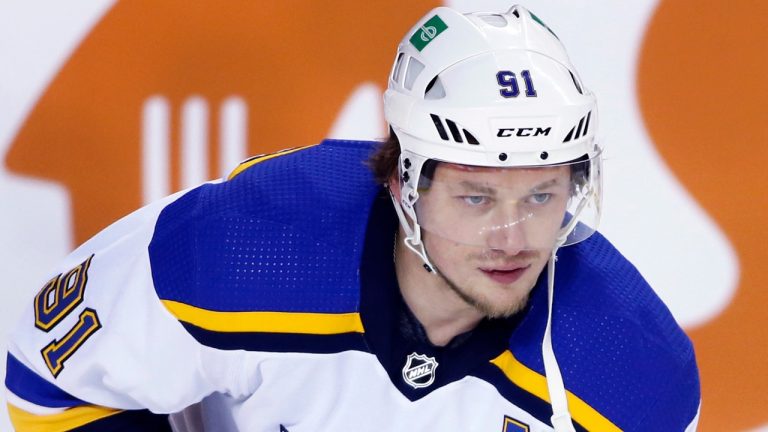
367, 129, 401, 185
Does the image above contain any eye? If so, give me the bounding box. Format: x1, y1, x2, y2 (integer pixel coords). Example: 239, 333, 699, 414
528, 193, 552, 205
461, 195, 490, 206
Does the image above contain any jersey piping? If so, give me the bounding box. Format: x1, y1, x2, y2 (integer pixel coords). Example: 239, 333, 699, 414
161, 300, 365, 334
491, 350, 621, 431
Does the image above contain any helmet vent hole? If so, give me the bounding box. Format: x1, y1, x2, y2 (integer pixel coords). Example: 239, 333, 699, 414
540, 151, 549, 160
511, 8, 520, 18
563, 111, 592, 143
425, 76, 446, 99
478, 14, 507, 27
583, 111, 592, 135
404, 58, 425, 91
429, 114, 449, 141
499, 153, 508, 162
392, 52, 405, 84
445, 119, 463, 143
569, 70, 583, 94
463, 129, 479, 145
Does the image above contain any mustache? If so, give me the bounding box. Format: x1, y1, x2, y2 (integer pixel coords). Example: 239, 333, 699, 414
469, 249, 541, 262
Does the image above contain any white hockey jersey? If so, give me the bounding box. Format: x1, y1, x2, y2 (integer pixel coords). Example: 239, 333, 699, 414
5, 140, 700, 431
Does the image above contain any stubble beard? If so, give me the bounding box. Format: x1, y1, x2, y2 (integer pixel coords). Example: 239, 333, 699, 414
432, 261, 532, 319
416, 233, 542, 319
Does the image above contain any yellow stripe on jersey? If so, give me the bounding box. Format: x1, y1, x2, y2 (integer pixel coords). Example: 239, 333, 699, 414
162, 300, 365, 334
490, 350, 622, 432
227, 145, 316, 180
7, 402, 121, 432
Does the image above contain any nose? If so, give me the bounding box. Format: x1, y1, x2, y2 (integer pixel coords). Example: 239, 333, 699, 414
484, 206, 529, 255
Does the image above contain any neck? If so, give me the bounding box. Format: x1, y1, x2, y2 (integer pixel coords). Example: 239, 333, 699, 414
394, 228, 484, 346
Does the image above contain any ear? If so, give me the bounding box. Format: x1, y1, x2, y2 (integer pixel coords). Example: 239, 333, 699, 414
387, 172, 402, 202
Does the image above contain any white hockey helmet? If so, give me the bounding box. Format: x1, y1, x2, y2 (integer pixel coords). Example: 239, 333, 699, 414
384, 5, 602, 269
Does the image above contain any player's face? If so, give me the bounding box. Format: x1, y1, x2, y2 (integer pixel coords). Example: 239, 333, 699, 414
417, 163, 572, 318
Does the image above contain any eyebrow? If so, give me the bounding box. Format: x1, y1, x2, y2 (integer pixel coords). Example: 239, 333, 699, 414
458, 181, 497, 195
457, 178, 562, 195
529, 178, 560, 193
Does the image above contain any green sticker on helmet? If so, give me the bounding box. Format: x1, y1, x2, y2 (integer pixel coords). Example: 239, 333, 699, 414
409, 15, 448, 51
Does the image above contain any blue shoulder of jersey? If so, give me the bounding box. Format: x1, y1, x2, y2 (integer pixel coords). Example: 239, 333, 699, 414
147, 139, 382, 352
492, 232, 700, 431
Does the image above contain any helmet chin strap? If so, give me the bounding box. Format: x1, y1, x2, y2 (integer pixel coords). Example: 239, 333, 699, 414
542, 191, 592, 432
542, 243, 576, 432
388, 186, 436, 273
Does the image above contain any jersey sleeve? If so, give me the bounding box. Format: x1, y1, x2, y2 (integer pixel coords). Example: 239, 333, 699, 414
4, 186, 238, 431
630, 352, 701, 431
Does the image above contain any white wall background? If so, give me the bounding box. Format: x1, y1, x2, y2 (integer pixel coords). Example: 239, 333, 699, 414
0, 1, 746, 430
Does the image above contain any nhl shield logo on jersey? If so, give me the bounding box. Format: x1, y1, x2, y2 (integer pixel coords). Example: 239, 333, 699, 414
401, 352, 439, 389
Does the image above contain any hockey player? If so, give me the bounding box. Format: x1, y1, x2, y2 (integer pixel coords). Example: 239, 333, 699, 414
5, 6, 700, 431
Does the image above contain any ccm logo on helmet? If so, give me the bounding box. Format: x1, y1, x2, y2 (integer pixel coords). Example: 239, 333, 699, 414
497, 127, 551, 137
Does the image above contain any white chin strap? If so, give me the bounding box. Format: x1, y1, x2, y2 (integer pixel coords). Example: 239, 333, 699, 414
388, 186, 436, 273
543, 245, 576, 432
542, 192, 592, 432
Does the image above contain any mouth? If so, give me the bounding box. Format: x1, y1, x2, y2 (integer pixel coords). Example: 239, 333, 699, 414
478, 265, 530, 284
